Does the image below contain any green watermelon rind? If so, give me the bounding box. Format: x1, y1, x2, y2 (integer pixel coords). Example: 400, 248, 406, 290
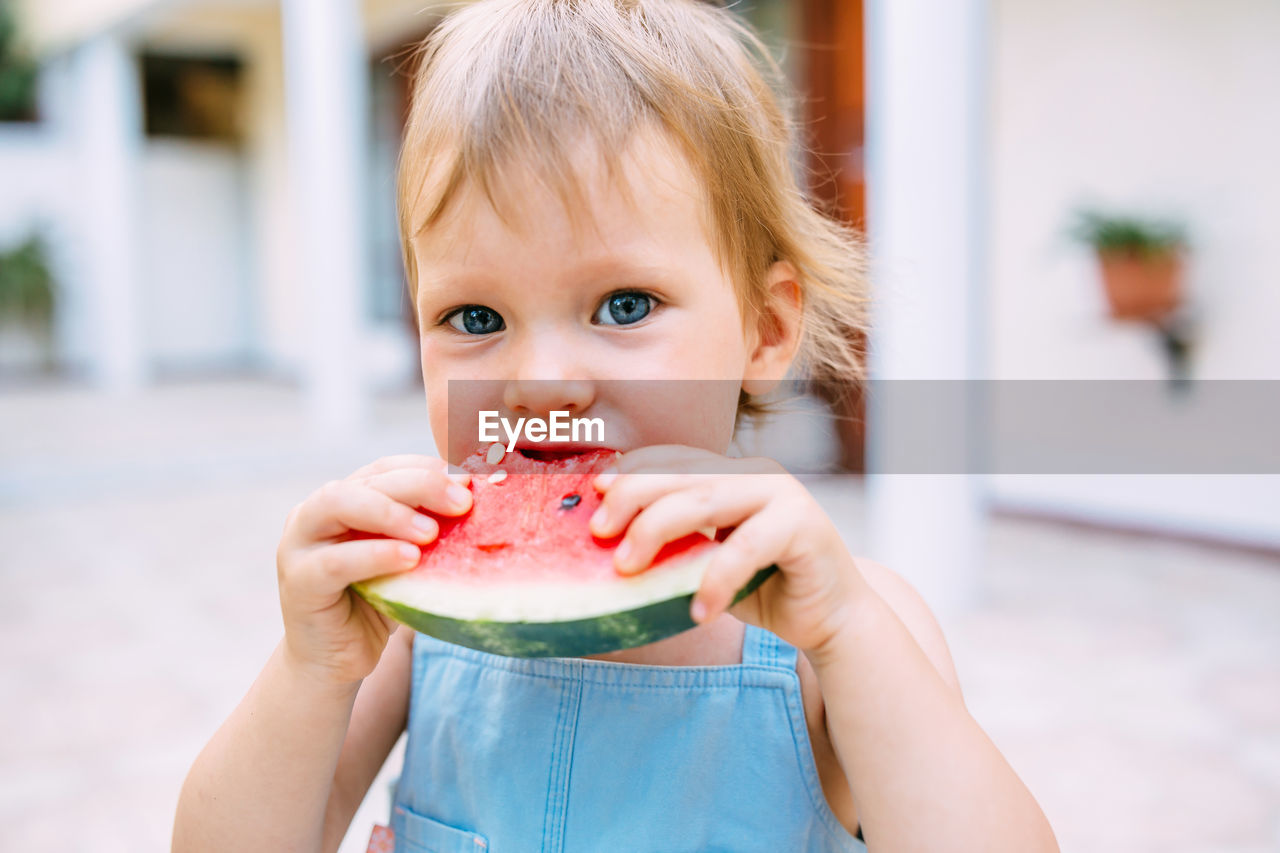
353, 563, 778, 659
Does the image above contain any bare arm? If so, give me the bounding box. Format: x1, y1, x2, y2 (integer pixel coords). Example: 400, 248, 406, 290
173, 638, 360, 853
807, 558, 1059, 853
321, 627, 414, 852
174, 627, 412, 853
595, 452, 1058, 850
175, 454, 467, 852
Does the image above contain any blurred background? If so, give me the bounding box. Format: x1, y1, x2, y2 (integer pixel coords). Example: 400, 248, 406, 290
1, 0, 1277, 850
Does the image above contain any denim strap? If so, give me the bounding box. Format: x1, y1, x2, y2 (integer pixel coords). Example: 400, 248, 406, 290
741, 623, 798, 671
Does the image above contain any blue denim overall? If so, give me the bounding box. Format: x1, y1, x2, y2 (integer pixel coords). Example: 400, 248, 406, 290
390, 623, 867, 852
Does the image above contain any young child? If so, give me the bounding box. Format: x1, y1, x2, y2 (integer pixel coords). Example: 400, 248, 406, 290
175, 1, 1058, 850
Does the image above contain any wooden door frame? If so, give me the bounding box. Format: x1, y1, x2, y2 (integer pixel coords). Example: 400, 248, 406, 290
802, 0, 868, 473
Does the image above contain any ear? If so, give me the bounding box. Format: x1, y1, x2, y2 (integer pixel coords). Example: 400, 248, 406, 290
742, 260, 803, 396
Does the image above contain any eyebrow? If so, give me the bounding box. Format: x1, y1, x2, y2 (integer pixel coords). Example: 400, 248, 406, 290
418, 255, 679, 293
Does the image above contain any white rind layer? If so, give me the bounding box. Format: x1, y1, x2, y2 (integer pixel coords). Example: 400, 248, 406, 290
361, 550, 714, 622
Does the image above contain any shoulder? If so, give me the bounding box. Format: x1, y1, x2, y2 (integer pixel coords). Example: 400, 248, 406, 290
850, 556, 963, 695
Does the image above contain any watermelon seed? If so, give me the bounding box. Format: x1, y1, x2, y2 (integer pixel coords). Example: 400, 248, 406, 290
485, 443, 506, 465
560, 493, 582, 509
487, 470, 508, 484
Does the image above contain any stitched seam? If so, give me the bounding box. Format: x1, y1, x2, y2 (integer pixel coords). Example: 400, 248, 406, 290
460, 673, 785, 689
416, 634, 788, 681
411, 643, 790, 689
540, 674, 572, 851
774, 635, 798, 671
545, 669, 567, 851
741, 624, 762, 666
398, 633, 428, 809
550, 662, 583, 851
748, 626, 802, 674
779, 669, 866, 848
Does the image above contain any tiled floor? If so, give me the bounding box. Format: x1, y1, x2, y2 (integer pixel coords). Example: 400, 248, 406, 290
1, 379, 1277, 852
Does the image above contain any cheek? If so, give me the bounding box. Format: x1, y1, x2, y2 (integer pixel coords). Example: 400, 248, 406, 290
422, 350, 507, 463
424, 381, 450, 459
420, 340, 461, 459
677, 288, 750, 375
599, 287, 747, 453
610, 381, 739, 453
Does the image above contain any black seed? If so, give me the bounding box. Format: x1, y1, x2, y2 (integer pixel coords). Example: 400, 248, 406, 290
560, 493, 582, 509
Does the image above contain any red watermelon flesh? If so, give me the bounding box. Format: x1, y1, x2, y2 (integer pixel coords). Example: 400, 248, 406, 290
353, 446, 776, 657
421, 447, 716, 584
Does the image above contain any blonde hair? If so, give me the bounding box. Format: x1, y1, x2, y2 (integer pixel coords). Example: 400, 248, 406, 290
397, 0, 869, 397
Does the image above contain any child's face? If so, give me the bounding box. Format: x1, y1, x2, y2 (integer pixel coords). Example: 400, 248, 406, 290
411, 129, 789, 462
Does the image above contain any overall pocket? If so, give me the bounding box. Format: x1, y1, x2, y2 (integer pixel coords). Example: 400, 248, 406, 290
391, 803, 489, 853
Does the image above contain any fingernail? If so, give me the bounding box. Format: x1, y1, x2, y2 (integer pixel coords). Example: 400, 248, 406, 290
400, 543, 421, 564
447, 471, 471, 485
614, 540, 632, 570
594, 469, 617, 489
447, 484, 472, 508
590, 507, 608, 532
412, 514, 437, 534
690, 599, 707, 622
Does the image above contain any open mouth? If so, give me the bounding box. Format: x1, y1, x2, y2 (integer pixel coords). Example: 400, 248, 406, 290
514, 446, 609, 462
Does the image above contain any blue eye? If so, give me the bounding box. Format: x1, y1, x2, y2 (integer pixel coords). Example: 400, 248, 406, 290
594, 291, 654, 326
446, 305, 504, 335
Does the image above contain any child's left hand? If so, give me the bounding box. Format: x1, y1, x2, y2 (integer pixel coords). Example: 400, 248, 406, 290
590, 445, 869, 656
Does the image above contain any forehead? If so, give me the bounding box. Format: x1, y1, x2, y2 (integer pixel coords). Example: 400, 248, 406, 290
410, 129, 717, 277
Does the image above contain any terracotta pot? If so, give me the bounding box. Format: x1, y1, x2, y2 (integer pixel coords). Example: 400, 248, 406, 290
1096, 248, 1183, 321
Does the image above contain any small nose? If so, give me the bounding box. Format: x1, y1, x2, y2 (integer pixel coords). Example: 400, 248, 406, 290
502, 378, 595, 418
501, 332, 596, 417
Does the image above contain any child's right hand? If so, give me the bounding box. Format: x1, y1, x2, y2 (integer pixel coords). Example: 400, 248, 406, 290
275, 455, 472, 687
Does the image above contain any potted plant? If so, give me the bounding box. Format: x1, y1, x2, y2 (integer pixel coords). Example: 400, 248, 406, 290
0, 1, 39, 123
0, 233, 58, 373
1070, 209, 1187, 322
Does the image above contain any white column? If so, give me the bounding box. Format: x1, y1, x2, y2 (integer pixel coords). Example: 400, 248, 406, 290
863, 0, 989, 617
77, 32, 144, 393
281, 0, 368, 436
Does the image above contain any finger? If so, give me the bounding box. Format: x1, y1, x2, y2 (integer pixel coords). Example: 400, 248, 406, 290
290, 480, 442, 546
600, 446, 741, 488
347, 454, 448, 481
359, 467, 473, 517
612, 481, 774, 575
590, 473, 702, 537
610, 444, 709, 473
352, 589, 400, 637
692, 511, 789, 623
593, 448, 782, 501
591, 447, 706, 492
286, 536, 423, 601
592, 469, 788, 539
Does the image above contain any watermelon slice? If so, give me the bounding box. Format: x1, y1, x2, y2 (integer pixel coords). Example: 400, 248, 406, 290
352, 446, 776, 658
